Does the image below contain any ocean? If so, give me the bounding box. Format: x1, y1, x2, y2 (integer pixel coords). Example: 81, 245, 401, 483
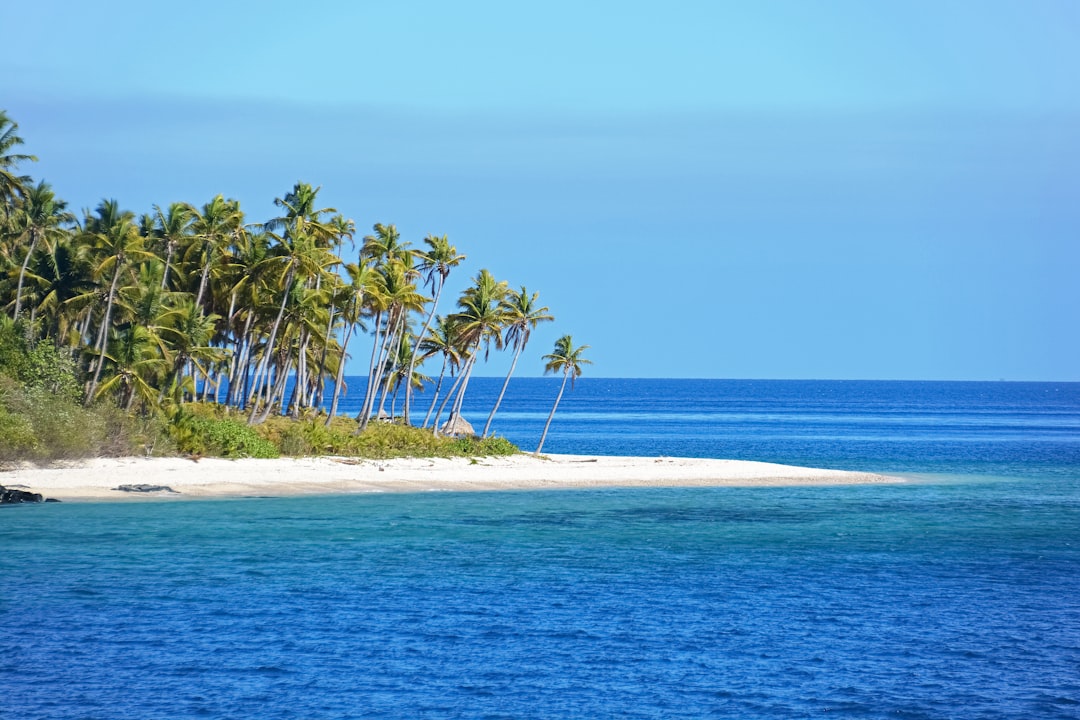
3, 379, 1079, 719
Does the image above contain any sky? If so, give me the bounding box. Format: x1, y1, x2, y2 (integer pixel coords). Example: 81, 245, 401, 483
4, 0, 1079, 380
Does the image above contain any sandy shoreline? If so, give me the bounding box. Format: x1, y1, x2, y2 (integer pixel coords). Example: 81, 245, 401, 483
0, 454, 902, 502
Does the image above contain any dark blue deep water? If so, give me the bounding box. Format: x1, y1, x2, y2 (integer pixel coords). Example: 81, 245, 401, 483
3, 379, 1080, 718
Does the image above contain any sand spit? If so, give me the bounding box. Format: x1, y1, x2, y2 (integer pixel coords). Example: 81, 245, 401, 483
0, 454, 902, 502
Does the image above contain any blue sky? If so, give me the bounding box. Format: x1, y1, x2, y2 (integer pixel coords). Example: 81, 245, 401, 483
5, 1, 1078, 380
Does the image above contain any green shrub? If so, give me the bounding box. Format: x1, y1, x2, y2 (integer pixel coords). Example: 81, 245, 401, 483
171, 413, 279, 459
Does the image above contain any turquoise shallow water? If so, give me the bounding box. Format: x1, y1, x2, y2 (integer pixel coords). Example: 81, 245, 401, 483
3, 380, 1080, 718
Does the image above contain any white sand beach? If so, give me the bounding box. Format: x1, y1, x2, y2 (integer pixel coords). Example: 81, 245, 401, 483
1, 454, 901, 501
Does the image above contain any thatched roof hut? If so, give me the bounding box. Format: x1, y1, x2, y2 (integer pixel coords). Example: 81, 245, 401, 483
441, 414, 476, 437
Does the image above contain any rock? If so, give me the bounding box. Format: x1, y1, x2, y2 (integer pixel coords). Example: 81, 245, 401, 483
0, 485, 45, 504
113, 484, 178, 494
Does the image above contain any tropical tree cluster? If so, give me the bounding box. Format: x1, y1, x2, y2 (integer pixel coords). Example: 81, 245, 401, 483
0, 109, 587, 449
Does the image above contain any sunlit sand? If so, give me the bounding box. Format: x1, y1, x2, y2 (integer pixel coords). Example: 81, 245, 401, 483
2, 454, 901, 502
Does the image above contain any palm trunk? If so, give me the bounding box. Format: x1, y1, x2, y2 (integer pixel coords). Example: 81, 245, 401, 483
482, 341, 523, 437
313, 303, 337, 409
404, 280, 442, 425
432, 363, 467, 436
13, 228, 38, 321
536, 369, 569, 454
326, 320, 354, 425
161, 242, 175, 290
422, 355, 449, 429
444, 348, 478, 434
86, 263, 123, 402
357, 311, 385, 430
248, 267, 295, 423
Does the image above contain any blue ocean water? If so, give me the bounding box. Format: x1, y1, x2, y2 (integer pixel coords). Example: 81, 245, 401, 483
3, 379, 1080, 719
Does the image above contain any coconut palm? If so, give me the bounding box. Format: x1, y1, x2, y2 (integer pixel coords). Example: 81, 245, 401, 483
247, 183, 337, 422
83, 199, 156, 401
419, 314, 463, 429
21, 235, 95, 347
536, 335, 590, 454
326, 260, 378, 424
147, 202, 195, 290
10, 181, 74, 323
441, 269, 509, 435
482, 286, 552, 437
94, 324, 168, 412
188, 195, 243, 308
357, 258, 427, 429
0, 110, 36, 212
403, 233, 465, 425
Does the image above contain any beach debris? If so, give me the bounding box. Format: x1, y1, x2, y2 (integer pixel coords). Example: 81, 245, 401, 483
113, 484, 179, 494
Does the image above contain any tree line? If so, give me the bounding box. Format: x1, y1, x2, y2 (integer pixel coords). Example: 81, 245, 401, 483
0, 109, 589, 449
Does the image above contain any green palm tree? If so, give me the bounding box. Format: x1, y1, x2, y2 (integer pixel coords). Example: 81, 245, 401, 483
148, 201, 195, 291
21, 235, 95, 348
536, 335, 590, 454
419, 314, 463, 429
94, 324, 168, 411
158, 299, 225, 403
403, 233, 465, 425
188, 195, 243, 308
0, 110, 36, 212
358, 258, 428, 429
326, 260, 377, 424
362, 222, 411, 265
248, 183, 336, 422
441, 268, 509, 435
83, 199, 155, 401
482, 286, 553, 437
10, 181, 74, 323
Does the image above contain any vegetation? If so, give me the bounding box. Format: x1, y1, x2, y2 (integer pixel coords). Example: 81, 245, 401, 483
0, 109, 588, 462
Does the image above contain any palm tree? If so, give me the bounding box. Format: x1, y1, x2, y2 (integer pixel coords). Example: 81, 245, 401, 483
94, 324, 168, 412
403, 233, 465, 425
10, 181, 73, 323
441, 268, 509, 435
536, 335, 590, 454
357, 258, 427, 429
419, 314, 463, 428
248, 183, 336, 422
326, 260, 377, 424
482, 286, 552, 437
188, 195, 243, 308
83, 199, 155, 401
147, 202, 195, 290
158, 299, 225, 403
0, 110, 36, 212
21, 235, 95, 348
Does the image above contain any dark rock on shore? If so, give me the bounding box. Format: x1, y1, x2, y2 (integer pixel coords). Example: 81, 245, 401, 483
113, 484, 178, 494
0, 485, 51, 504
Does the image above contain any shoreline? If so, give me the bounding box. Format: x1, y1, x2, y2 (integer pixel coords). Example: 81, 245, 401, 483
1, 454, 902, 502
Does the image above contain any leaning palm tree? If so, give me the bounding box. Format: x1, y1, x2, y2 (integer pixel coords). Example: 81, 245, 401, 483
482, 286, 552, 437
11, 181, 73, 323
0, 110, 36, 212
441, 269, 509, 435
403, 233, 465, 425
83, 199, 155, 401
536, 335, 590, 454
325, 260, 377, 424
419, 314, 463, 429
